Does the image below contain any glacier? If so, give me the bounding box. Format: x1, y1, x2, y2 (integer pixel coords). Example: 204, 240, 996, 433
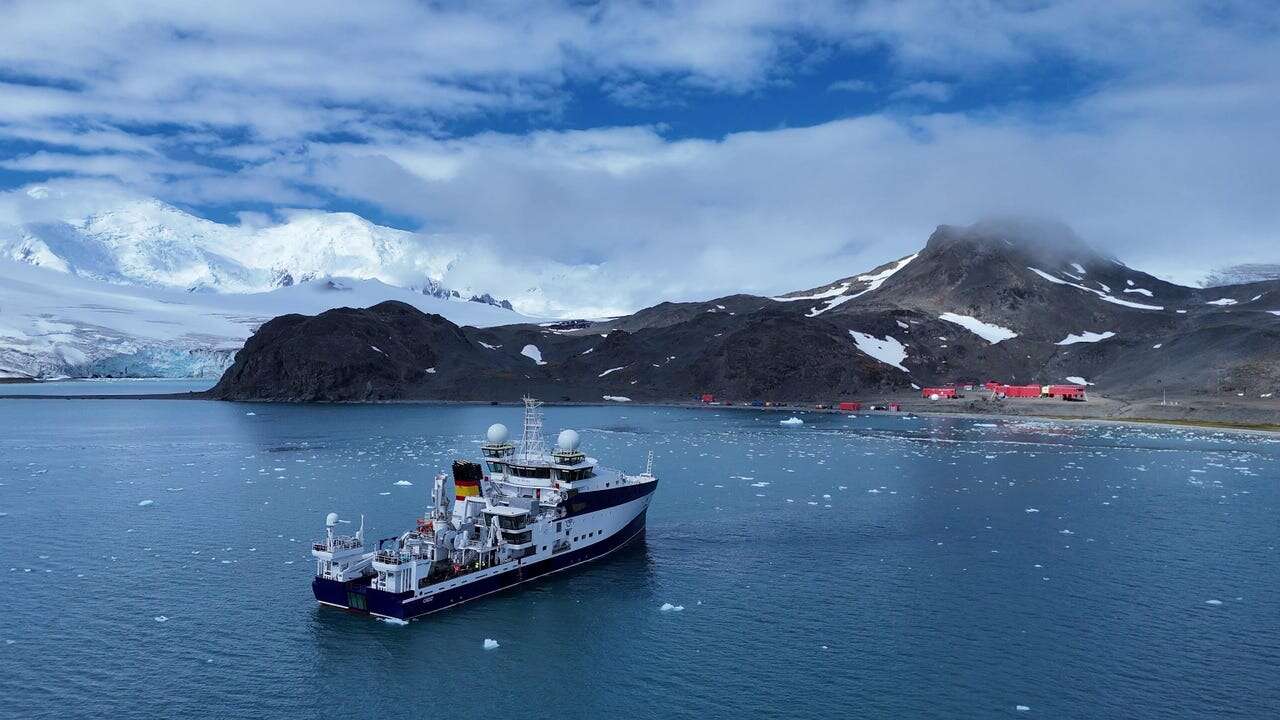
0, 260, 527, 379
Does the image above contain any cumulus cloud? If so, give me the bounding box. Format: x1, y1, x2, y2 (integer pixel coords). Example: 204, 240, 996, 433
889, 81, 953, 103
0, 1, 1277, 311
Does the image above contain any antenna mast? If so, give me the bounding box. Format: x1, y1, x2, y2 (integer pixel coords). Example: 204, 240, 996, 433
519, 396, 548, 459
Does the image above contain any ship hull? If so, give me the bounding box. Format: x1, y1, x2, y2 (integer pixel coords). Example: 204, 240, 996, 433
314, 482, 654, 620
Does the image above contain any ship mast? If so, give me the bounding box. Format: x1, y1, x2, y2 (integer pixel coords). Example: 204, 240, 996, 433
518, 396, 548, 460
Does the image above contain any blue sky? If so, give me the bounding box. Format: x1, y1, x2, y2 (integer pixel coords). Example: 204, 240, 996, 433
0, 1, 1277, 312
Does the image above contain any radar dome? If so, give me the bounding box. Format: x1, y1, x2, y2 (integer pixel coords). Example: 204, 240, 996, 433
557, 429, 581, 452
486, 423, 510, 444
326, 512, 339, 527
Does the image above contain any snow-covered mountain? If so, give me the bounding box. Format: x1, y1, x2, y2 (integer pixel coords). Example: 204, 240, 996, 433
1201, 263, 1280, 288
0, 196, 515, 307
0, 259, 529, 380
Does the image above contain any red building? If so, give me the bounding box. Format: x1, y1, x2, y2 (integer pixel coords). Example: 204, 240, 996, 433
1047, 385, 1087, 401
921, 387, 958, 399
838, 401, 862, 412
700, 393, 715, 404
1002, 384, 1043, 398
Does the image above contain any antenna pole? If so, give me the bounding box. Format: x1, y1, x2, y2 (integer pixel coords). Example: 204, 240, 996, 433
519, 396, 548, 459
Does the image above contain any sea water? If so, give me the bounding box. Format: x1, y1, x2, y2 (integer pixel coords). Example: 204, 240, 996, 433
0, 395, 1277, 719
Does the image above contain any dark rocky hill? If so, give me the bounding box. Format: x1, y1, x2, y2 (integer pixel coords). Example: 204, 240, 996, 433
209, 221, 1280, 403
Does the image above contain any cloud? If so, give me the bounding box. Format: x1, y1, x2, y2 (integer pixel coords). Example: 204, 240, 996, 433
827, 79, 875, 93
0, 1, 1277, 312
889, 81, 953, 103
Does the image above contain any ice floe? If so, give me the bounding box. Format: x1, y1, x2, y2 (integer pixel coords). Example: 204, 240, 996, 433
483, 638, 500, 649
394, 480, 413, 486
938, 312, 1018, 344
1205, 599, 1223, 606
848, 331, 908, 372
137, 499, 154, 507
779, 417, 804, 426
1056, 331, 1115, 345
659, 603, 684, 612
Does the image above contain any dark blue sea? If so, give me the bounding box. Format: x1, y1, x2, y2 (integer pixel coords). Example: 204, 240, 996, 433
1, 394, 1277, 719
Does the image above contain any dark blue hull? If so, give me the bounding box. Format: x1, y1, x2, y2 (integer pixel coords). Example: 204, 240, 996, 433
314, 508, 649, 620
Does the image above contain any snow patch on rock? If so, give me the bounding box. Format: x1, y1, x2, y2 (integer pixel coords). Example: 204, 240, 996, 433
1056, 331, 1116, 345
938, 312, 1018, 344
848, 331, 909, 372
520, 345, 546, 365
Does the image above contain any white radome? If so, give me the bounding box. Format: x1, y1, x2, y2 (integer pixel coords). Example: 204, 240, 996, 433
326, 512, 339, 527
557, 429, 581, 452
486, 423, 509, 444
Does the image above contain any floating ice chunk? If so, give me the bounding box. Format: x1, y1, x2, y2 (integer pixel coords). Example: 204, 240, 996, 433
779, 417, 804, 426
1016, 705, 1030, 712
750, 481, 770, 487
1205, 599, 1223, 606
1056, 331, 1115, 345
245, 411, 256, 416
425, 367, 437, 374
137, 499, 154, 507
659, 603, 684, 612
520, 344, 547, 365
1152, 343, 1163, 349
394, 480, 413, 486
1025, 508, 1040, 513
483, 638, 500, 649
154, 616, 169, 622
938, 312, 1018, 344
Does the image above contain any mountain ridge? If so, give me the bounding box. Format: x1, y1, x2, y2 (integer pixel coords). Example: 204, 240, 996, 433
208, 221, 1280, 403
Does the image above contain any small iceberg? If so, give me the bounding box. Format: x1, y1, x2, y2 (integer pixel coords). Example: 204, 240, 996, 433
245, 412, 256, 416
137, 499, 154, 507
660, 603, 684, 612
1205, 599, 1223, 606
394, 480, 413, 486
483, 638, 500, 650
779, 417, 804, 427
153, 616, 169, 623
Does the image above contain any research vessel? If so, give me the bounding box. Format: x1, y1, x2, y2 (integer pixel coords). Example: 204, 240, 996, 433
311, 398, 658, 620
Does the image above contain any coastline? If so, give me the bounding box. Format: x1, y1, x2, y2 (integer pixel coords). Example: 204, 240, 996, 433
2, 386, 1276, 435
